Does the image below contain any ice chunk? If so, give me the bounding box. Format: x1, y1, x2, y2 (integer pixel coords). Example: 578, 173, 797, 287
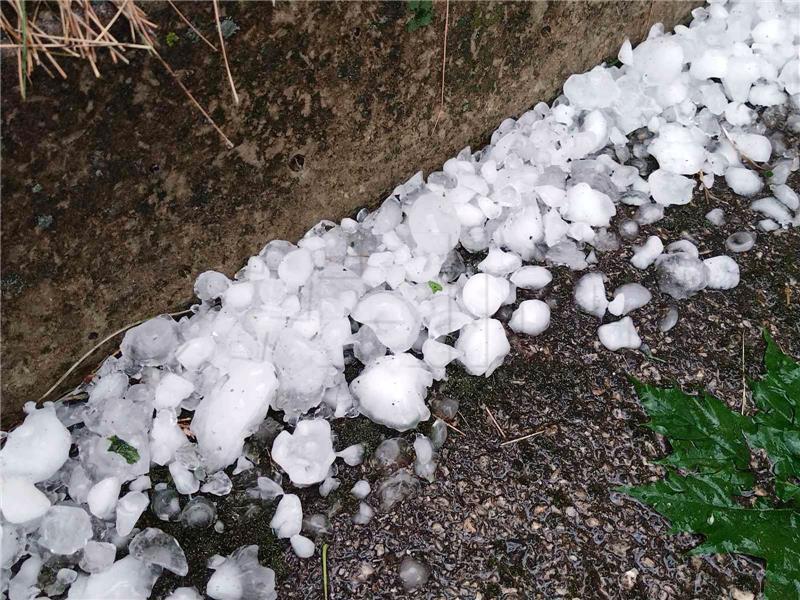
563, 66, 620, 109
399, 556, 430, 591
201, 471, 233, 496
352, 325, 386, 365
150, 409, 190, 466
152, 486, 182, 521
773, 185, 799, 211
353, 501, 375, 525
705, 208, 725, 226
272, 331, 335, 417
39, 505, 93, 555
270, 494, 302, 538
169, 461, 199, 495
456, 318, 510, 377
0, 404, 71, 483
704, 256, 740, 290
510, 266, 552, 290
612, 283, 651, 315
194, 271, 230, 301
116, 491, 149, 536
352, 292, 422, 353
618, 219, 639, 240
192, 359, 278, 472
337, 443, 365, 466
607, 293, 625, 316
350, 354, 432, 431
508, 300, 551, 336
407, 192, 461, 255
121, 315, 178, 366
562, 183, 616, 227
598, 317, 641, 351
206, 545, 277, 600
290, 534, 315, 558
574, 273, 608, 319
478, 246, 522, 276
461, 273, 511, 318
725, 231, 755, 253
166, 588, 203, 600
413, 435, 437, 482
351, 480, 371, 499
69, 556, 158, 600
649, 124, 706, 174
175, 336, 216, 371
422, 339, 461, 376
272, 419, 335, 486
725, 167, 763, 196
129, 527, 188, 576
79, 541, 117, 573
648, 170, 693, 206
154, 373, 195, 410
631, 236, 663, 269
751, 197, 793, 226
690, 48, 729, 80
656, 253, 708, 299
729, 133, 772, 163
635, 203, 665, 225
493, 205, 544, 259
181, 497, 217, 529
87, 476, 121, 519
278, 248, 314, 289
633, 37, 684, 85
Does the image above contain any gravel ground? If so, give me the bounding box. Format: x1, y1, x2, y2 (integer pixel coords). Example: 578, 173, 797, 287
139, 158, 800, 600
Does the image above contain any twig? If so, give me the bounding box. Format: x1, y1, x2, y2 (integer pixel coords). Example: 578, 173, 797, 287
168, 0, 217, 51
483, 405, 506, 439
500, 429, 546, 447
741, 327, 747, 415
153, 50, 235, 148
443, 420, 466, 436
213, 0, 239, 105
432, 0, 449, 131
322, 543, 330, 600
37, 309, 192, 404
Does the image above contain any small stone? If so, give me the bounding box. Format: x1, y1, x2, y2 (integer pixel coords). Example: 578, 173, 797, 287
621, 567, 638, 590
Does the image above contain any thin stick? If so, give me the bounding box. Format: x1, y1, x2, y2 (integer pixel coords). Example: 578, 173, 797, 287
432, 0, 449, 131
484, 405, 506, 439
154, 50, 235, 148
212, 0, 239, 105
37, 309, 192, 403
168, 0, 217, 51
741, 327, 747, 415
322, 543, 330, 600
500, 429, 546, 447
443, 420, 466, 436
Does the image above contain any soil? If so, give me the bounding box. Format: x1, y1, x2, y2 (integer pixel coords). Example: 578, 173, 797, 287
134, 167, 798, 600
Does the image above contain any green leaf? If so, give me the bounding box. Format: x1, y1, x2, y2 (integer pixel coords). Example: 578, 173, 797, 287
406, 0, 434, 32
107, 435, 140, 464
427, 280, 443, 293
166, 32, 180, 48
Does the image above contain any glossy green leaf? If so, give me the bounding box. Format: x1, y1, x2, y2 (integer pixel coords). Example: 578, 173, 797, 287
427, 280, 443, 293
107, 435, 140, 464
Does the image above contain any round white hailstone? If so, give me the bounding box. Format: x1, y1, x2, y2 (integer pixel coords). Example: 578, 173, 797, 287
598, 317, 642, 351
689, 48, 729, 80
0, 478, 51, 524
87, 477, 122, 519
493, 205, 544, 260
421, 339, 461, 371
574, 272, 608, 319
508, 300, 551, 336
613, 283, 652, 315
455, 318, 510, 377
270, 494, 302, 539
153, 373, 195, 411
703, 256, 740, 290
648, 124, 706, 175
278, 248, 314, 288
750, 85, 786, 108
120, 315, 179, 366
352, 291, 422, 353
729, 133, 772, 163
705, 208, 725, 226
462, 273, 511, 318
562, 183, 616, 227
350, 354, 433, 431
194, 270, 230, 301
478, 246, 522, 276
633, 37, 684, 85
631, 236, 664, 270
350, 480, 371, 499
407, 192, 461, 255
0, 404, 71, 483
39, 506, 93, 555
725, 167, 763, 196
221, 282, 255, 311
510, 266, 552, 290
648, 170, 694, 206
353, 501, 375, 525
271, 419, 336, 486
289, 534, 315, 559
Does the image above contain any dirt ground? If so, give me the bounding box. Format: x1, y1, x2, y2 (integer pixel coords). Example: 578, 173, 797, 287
128, 161, 800, 600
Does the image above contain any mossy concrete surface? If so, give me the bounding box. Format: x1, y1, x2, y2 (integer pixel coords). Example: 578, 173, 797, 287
0, 1, 698, 424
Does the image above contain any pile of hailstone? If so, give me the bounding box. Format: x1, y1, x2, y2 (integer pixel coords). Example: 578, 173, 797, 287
2, 0, 798, 598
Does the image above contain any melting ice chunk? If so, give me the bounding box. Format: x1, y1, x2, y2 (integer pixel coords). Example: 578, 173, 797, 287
116, 491, 149, 537
0, 403, 71, 483
206, 545, 277, 600
129, 527, 188, 576
271, 419, 336, 486
703, 256, 740, 290
120, 315, 179, 366
270, 494, 302, 539
574, 273, 608, 319
399, 556, 431, 591
407, 192, 461, 255
455, 318, 510, 377
562, 183, 616, 227
725, 167, 763, 196
648, 169, 693, 206
461, 273, 511, 318
87, 476, 121, 519
38, 506, 93, 555
508, 300, 551, 336
352, 292, 422, 353
611, 283, 652, 316
656, 253, 708, 299
598, 317, 642, 351
289, 534, 315, 558
79, 541, 117, 574
69, 556, 159, 600
631, 236, 663, 270
510, 266, 552, 290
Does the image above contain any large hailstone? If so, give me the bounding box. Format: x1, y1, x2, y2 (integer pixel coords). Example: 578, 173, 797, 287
703, 256, 740, 290
598, 317, 642, 351
407, 192, 461, 255
351, 291, 422, 353
461, 273, 511, 318
271, 419, 336, 486
0, 403, 71, 483
509, 300, 551, 336
350, 354, 433, 431
492, 204, 544, 260
562, 183, 616, 227
455, 319, 510, 377
192, 359, 279, 472
574, 272, 608, 319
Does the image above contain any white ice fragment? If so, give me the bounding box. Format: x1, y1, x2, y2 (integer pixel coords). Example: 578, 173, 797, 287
510, 266, 552, 290
703, 256, 740, 290
563, 66, 620, 109
350, 480, 371, 499
413, 435, 437, 482
478, 246, 522, 276
70, 556, 158, 600
272, 419, 335, 486
350, 354, 432, 431
169, 461, 199, 495
270, 494, 302, 538
337, 444, 365, 467
79, 541, 117, 574
562, 183, 616, 227
729, 133, 772, 163
129, 527, 188, 576
751, 197, 793, 226
461, 273, 511, 318
455, 318, 510, 377
618, 38, 633, 65
690, 48, 728, 80
574, 273, 608, 319
607, 294, 625, 317
116, 491, 149, 537
206, 545, 277, 600
612, 283, 652, 315
656, 253, 708, 299
705, 208, 725, 226
352, 292, 422, 353
649, 124, 706, 175
422, 339, 461, 376
39, 506, 93, 555
194, 271, 230, 301
222, 282, 255, 311
319, 476, 340, 498
278, 248, 314, 289
648, 169, 693, 206
175, 336, 216, 371
725, 167, 763, 196
508, 300, 551, 336
407, 192, 461, 255
773, 185, 799, 211
192, 359, 278, 472
166, 588, 203, 600
0, 404, 71, 483
150, 409, 190, 466
726, 232, 756, 253
289, 534, 315, 558
631, 236, 663, 269
153, 373, 195, 410
87, 476, 121, 519
598, 317, 642, 351
399, 556, 430, 591
121, 315, 178, 366
201, 471, 233, 496
353, 501, 375, 525
492, 204, 544, 260
633, 37, 684, 85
